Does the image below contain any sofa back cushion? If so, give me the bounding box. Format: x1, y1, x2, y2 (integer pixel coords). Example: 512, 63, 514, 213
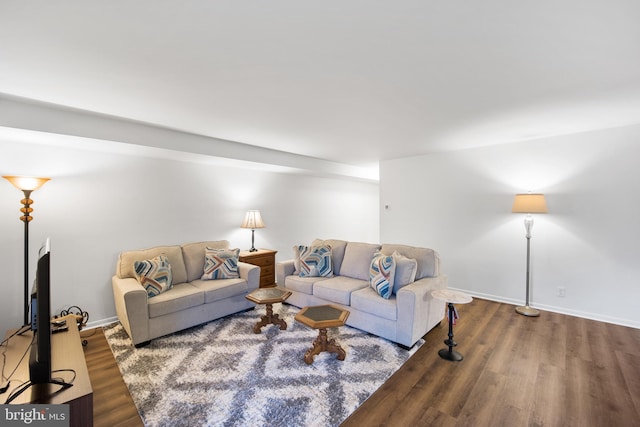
182, 240, 229, 282
380, 244, 440, 279
117, 245, 188, 285
340, 242, 382, 280
312, 238, 348, 275
392, 251, 418, 293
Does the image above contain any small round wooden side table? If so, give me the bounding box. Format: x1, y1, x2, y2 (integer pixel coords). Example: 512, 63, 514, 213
431, 289, 473, 362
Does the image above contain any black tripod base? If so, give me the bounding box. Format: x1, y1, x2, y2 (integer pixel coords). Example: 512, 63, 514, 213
439, 348, 464, 361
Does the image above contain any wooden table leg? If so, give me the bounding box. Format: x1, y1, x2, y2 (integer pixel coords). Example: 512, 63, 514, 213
253, 302, 288, 333
304, 328, 346, 364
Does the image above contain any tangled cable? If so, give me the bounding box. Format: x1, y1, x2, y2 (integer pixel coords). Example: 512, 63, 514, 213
56, 306, 89, 331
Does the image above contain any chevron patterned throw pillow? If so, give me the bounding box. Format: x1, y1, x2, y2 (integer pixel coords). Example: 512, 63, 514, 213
369, 252, 396, 299
134, 255, 173, 298
295, 244, 333, 277
202, 247, 240, 280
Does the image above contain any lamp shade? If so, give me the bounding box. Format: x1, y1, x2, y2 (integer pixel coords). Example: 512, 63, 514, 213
3, 176, 50, 192
241, 210, 266, 229
512, 193, 548, 214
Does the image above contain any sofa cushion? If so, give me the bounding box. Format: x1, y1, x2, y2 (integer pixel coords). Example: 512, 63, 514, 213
182, 240, 229, 282
381, 244, 440, 279
191, 278, 248, 303
340, 242, 382, 280
351, 287, 397, 321
312, 239, 348, 275
297, 244, 333, 277
134, 255, 173, 298
284, 275, 328, 295
392, 251, 418, 294
202, 247, 240, 280
117, 245, 188, 284
313, 276, 368, 306
369, 252, 396, 299
147, 282, 204, 318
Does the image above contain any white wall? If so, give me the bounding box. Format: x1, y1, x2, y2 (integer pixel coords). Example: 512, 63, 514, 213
0, 139, 379, 330
381, 124, 640, 328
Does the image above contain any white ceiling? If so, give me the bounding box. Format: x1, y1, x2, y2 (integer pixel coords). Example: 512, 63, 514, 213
2, 1, 640, 168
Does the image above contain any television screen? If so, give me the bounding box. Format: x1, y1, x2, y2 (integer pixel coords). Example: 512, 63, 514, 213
4, 238, 72, 404
29, 238, 52, 384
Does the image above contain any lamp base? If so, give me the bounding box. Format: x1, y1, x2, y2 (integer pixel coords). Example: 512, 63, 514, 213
515, 305, 540, 317
249, 229, 258, 252
438, 348, 464, 361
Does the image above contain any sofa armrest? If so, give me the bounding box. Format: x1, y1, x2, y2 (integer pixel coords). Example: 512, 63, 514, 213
276, 259, 295, 286
112, 276, 150, 346
395, 274, 448, 347
238, 261, 260, 291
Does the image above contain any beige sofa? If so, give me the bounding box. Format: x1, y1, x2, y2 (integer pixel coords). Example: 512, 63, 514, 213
276, 239, 447, 348
112, 240, 260, 346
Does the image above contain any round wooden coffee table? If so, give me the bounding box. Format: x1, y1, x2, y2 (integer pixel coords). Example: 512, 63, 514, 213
431, 289, 473, 362
294, 304, 350, 365
245, 287, 292, 333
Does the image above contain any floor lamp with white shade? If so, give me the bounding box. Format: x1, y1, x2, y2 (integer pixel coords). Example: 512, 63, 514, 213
512, 193, 548, 317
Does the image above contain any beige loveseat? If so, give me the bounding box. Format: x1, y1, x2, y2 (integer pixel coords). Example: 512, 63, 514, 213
276, 239, 447, 348
112, 240, 260, 346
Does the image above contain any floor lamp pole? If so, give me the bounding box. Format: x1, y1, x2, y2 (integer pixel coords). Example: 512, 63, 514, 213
23, 204, 30, 326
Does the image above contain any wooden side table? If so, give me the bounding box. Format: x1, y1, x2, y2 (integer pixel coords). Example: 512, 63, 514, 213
295, 305, 350, 365
246, 287, 292, 333
431, 289, 473, 362
239, 248, 277, 288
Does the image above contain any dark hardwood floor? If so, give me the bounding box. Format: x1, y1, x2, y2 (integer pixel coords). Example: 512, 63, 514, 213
83, 299, 640, 426
82, 328, 143, 427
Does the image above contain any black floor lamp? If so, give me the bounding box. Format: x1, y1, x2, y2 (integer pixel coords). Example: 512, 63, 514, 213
512, 193, 548, 317
3, 175, 50, 328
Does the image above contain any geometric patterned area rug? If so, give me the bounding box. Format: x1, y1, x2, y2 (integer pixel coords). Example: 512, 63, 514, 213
103, 303, 423, 427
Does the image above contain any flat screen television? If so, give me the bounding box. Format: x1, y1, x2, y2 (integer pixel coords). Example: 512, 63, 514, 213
29, 238, 52, 384
4, 238, 72, 404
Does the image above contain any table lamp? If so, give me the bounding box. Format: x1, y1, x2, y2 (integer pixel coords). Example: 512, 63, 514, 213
241, 210, 265, 252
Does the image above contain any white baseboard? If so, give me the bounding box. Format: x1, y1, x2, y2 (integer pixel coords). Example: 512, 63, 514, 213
448, 288, 640, 330
83, 316, 118, 330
